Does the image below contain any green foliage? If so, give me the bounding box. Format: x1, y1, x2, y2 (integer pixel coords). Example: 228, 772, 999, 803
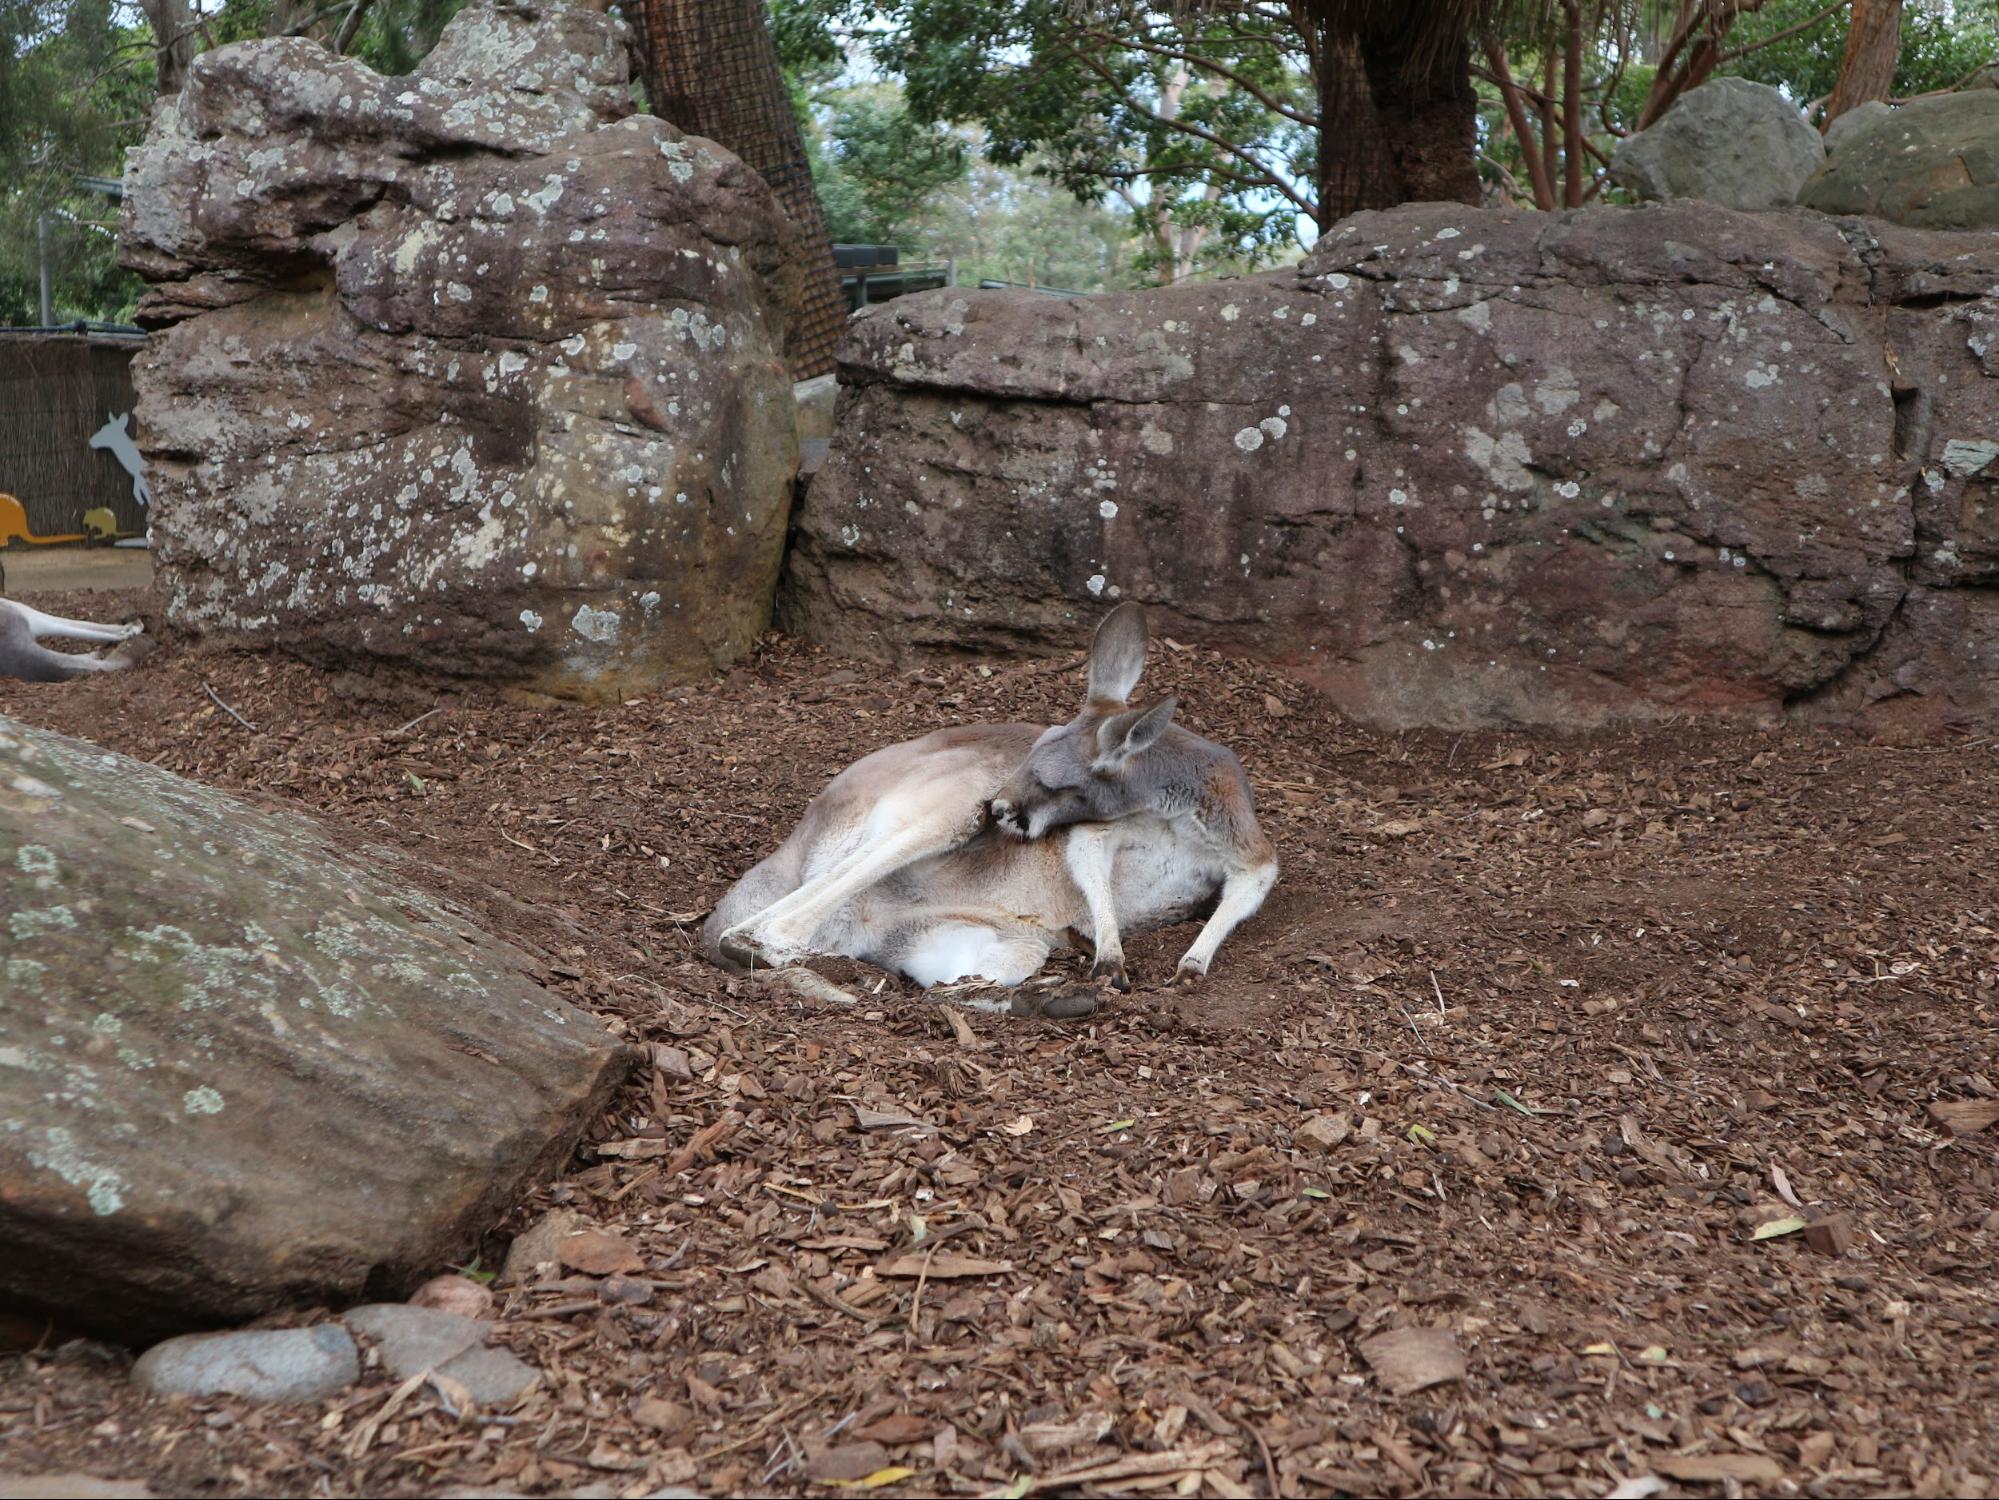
1727, 0, 1999, 104
0, 0, 153, 324
813, 85, 968, 245
783, 1, 1315, 283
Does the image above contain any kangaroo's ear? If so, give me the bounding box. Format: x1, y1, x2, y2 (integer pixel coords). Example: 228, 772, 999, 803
1094, 695, 1175, 767
1085, 601, 1148, 708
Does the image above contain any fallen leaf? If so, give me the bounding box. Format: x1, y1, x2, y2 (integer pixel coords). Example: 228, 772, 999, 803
1652, 1453, 1784, 1483
1359, 1326, 1466, 1396
1262, 694, 1289, 718
878, 1252, 1011, 1279
999, 1115, 1036, 1137
826, 1468, 918, 1490
1604, 1478, 1667, 1500
1100, 1118, 1136, 1133
1750, 1215, 1807, 1242
1378, 818, 1423, 839
556, 1227, 645, 1276
1493, 1088, 1548, 1118
1482, 746, 1532, 769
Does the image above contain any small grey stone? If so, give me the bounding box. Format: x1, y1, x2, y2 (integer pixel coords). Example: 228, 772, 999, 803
644, 1491, 704, 1499
131, 1326, 358, 1403
341, 1303, 537, 1407
433, 1343, 540, 1407
342, 1304, 484, 1372
1609, 76, 1822, 211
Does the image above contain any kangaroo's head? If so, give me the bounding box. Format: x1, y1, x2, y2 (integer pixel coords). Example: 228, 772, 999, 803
987, 601, 1177, 842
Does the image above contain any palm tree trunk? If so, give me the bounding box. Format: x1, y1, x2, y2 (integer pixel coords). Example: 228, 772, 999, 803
1825, 0, 1903, 125
630, 0, 847, 380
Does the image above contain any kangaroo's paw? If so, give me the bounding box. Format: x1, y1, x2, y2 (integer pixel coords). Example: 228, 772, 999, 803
1168, 955, 1209, 986
1089, 955, 1131, 993
114, 621, 145, 640
718, 921, 799, 971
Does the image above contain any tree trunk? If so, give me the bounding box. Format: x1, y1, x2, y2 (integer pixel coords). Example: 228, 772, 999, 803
1315, 29, 1400, 226
629, 0, 847, 381
1315, 20, 1478, 228
1825, 0, 1903, 125
1365, 25, 1480, 207
138, 0, 198, 95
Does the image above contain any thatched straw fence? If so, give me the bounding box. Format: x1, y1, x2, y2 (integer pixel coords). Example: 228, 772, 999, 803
0, 329, 150, 539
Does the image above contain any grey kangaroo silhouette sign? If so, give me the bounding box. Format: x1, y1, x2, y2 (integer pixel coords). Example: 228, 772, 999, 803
88, 412, 153, 512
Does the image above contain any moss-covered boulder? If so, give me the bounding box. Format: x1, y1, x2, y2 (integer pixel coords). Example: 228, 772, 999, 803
0, 716, 629, 1340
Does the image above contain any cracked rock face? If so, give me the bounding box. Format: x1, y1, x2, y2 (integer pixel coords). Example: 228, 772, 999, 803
120, 1, 798, 700
783, 202, 1999, 731
0, 714, 629, 1340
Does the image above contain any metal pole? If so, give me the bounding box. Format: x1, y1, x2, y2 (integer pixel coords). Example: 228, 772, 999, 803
37, 215, 55, 326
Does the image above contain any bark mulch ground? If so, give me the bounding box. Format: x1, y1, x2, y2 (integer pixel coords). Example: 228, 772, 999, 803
2, 588, 1996, 1499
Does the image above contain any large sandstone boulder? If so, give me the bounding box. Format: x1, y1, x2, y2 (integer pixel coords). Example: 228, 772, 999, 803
1610, 77, 1823, 211
0, 715, 629, 1340
120, 2, 799, 701
1800, 91, 1999, 229
783, 203, 1999, 730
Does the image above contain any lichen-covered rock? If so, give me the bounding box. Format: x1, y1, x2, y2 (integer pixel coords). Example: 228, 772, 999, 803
1800, 91, 1999, 229
119, 1, 799, 701
783, 203, 1999, 731
1610, 77, 1823, 211
0, 715, 630, 1340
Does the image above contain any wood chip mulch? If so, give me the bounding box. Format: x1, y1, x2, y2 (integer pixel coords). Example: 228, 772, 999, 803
2, 587, 1996, 1499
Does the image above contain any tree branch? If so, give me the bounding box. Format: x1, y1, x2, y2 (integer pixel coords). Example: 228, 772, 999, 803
1057, 38, 1318, 219
1079, 25, 1320, 127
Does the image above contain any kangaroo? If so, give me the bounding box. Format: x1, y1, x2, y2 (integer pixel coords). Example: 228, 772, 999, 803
702, 603, 1277, 995
0, 599, 150, 683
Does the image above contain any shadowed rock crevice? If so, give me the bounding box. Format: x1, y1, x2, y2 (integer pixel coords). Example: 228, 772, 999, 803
785, 202, 1998, 732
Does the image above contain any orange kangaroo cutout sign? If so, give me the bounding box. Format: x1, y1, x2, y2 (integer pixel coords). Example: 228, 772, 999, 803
0, 494, 87, 547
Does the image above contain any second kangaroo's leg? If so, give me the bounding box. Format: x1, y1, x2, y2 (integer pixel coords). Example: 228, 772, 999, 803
1175, 850, 1278, 980
6, 601, 142, 644
0, 610, 135, 682
1061, 826, 1129, 990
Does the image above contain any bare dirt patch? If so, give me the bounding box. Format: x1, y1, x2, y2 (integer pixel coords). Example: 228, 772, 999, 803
3, 588, 1996, 1498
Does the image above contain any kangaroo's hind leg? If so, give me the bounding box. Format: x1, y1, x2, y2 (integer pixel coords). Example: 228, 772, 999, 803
5, 601, 143, 644
0, 608, 136, 682
722, 799, 987, 966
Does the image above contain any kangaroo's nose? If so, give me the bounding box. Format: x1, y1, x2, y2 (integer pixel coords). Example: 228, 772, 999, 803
988, 798, 1012, 823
